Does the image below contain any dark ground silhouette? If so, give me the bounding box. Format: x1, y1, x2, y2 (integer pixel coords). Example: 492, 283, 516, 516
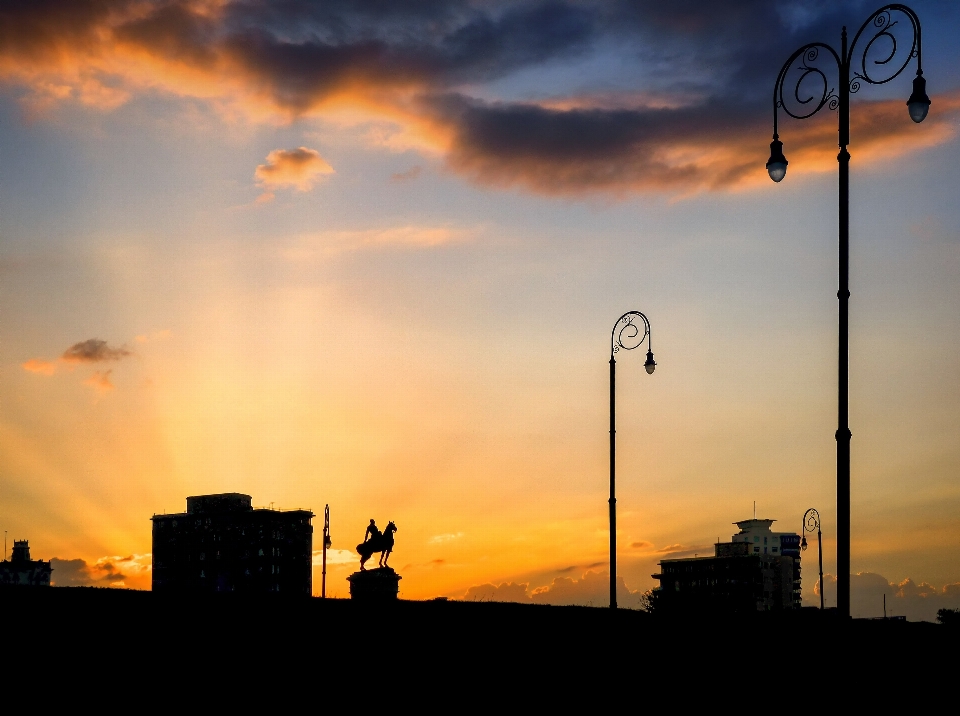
3, 584, 948, 691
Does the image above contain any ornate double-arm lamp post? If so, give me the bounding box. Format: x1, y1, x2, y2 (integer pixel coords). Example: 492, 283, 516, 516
609, 311, 656, 609
801, 508, 824, 610
767, 4, 929, 619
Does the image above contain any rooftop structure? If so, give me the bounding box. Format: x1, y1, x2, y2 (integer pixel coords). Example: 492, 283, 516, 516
0, 540, 52, 587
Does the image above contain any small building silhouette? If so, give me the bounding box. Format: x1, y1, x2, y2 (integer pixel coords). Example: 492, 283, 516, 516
0, 540, 52, 586
151, 493, 313, 594
652, 519, 801, 612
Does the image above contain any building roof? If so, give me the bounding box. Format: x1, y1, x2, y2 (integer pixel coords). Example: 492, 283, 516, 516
734, 518, 776, 528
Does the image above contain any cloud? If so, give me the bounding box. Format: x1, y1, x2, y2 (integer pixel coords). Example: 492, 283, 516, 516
100, 554, 152, 589
254, 147, 334, 198
61, 338, 132, 363
531, 569, 646, 608
432, 91, 960, 196
281, 225, 471, 259
24, 338, 132, 377
463, 581, 531, 603
460, 569, 646, 609
22, 337, 138, 390
391, 165, 422, 182
21, 358, 57, 375
50, 553, 151, 589
802, 572, 960, 622
50, 554, 151, 589
83, 369, 114, 392
134, 329, 172, 344
630, 541, 652, 549
0, 1, 951, 197
427, 532, 463, 544
312, 548, 356, 566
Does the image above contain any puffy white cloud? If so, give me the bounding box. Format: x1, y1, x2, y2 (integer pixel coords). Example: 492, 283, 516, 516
463, 581, 530, 603
460, 569, 647, 609
804, 572, 960, 622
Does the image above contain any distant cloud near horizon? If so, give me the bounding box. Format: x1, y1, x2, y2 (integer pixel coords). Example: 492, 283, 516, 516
809, 572, 960, 622
50, 554, 150, 589
463, 569, 960, 619
461, 569, 646, 609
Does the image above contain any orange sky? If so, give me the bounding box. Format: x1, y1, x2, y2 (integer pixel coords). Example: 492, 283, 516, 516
2, 1, 960, 619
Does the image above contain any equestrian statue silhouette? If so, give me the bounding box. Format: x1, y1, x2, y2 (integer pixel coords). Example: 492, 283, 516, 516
356, 519, 398, 570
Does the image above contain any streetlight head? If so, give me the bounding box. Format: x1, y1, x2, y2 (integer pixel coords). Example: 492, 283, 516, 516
907, 74, 931, 123
766, 139, 788, 182
801, 535, 808, 551
644, 350, 656, 375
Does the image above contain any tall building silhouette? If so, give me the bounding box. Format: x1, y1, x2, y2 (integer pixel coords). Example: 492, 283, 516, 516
152, 493, 313, 594
653, 519, 801, 612
0, 540, 52, 586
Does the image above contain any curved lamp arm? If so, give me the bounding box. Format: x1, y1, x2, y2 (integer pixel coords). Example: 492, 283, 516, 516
801, 507, 821, 550
768, 4, 928, 181
611, 311, 655, 373
768, 42, 842, 182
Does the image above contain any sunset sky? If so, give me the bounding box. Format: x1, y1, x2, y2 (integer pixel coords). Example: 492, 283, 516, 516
2, 0, 959, 619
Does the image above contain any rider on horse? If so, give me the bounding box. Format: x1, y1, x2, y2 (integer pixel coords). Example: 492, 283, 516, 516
357, 519, 397, 570
364, 519, 381, 543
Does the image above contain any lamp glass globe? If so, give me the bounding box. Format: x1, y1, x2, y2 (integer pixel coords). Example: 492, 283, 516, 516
767, 161, 787, 182
908, 101, 929, 123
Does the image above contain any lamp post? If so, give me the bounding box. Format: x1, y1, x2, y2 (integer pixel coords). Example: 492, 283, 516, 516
609, 311, 656, 609
322, 504, 332, 598
767, 4, 929, 619
801, 508, 824, 610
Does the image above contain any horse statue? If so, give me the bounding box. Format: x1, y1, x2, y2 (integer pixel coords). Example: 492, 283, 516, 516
356, 521, 397, 570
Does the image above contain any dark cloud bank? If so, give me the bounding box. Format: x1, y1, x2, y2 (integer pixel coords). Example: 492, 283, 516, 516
1, 0, 953, 195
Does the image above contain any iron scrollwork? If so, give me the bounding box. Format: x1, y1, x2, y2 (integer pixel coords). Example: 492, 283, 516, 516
803, 507, 821, 541
849, 6, 922, 93
774, 43, 842, 125
611, 311, 651, 357
772, 4, 923, 136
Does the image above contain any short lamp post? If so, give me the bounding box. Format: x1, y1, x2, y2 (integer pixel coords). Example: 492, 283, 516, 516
768, 4, 928, 619
801, 507, 824, 610
322, 504, 332, 598
609, 311, 655, 609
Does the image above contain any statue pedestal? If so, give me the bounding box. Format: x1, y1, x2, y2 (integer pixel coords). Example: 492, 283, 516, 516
347, 567, 401, 601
